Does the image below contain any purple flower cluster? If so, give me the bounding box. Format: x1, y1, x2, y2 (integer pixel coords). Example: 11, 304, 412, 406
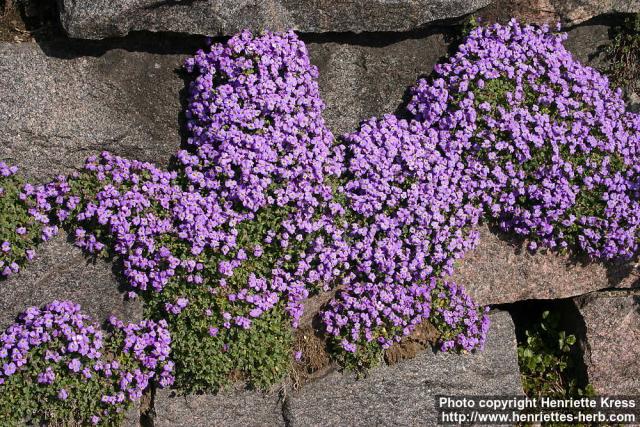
177, 30, 346, 323
178, 30, 342, 211
27, 32, 342, 332
108, 316, 175, 392
430, 280, 491, 352
321, 115, 487, 356
0, 162, 39, 278
18, 30, 494, 374
338, 115, 480, 279
409, 20, 640, 260
27, 153, 191, 292
323, 279, 436, 352
0, 301, 173, 424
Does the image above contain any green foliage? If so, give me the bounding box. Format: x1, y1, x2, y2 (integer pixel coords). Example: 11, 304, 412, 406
144, 267, 293, 393
517, 310, 594, 399
607, 13, 640, 93
472, 76, 517, 107
0, 171, 42, 276
162, 301, 293, 393
328, 338, 384, 374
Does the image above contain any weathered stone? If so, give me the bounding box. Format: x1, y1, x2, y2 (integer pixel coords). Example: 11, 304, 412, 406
154, 387, 284, 427
452, 225, 638, 306
0, 38, 192, 182
306, 32, 449, 136
124, 407, 140, 427
628, 91, 640, 112
0, 234, 141, 331
573, 291, 640, 395
284, 311, 522, 426
480, 0, 640, 27
564, 24, 611, 72
57, 0, 490, 40
551, 0, 640, 26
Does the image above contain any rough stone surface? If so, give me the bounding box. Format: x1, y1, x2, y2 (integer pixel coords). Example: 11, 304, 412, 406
564, 24, 611, 72
552, 0, 640, 26
306, 31, 449, 136
124, 407, 140, 427
628, 91, 640, 112
481, 0, 640, 26
452, 225, 638, 306
0, 234, 142, 331
0, 38, 193, 182
154, 387, 285, 427
57, 0, 490, 40
574, 291, 640, 395
284, 311, 522, 426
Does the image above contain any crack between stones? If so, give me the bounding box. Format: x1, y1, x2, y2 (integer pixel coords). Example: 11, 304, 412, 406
140, 385, 156, 427
281, 394, 293, 427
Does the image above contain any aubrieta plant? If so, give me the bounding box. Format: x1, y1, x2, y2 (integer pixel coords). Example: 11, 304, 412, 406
2, 19, 638, 399
0, 162, 42, 278
0, 301, 173, 426
409, 19, 640, 260
321, 115, 489, 368
26, 152, 297, 392
24, 31, 349, 392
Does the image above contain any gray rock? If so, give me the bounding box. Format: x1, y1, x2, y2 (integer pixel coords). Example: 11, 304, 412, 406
0, 234, 141, 331
154, 387, 285, 427
452, 225, 638, 306
573, 291, 640, 395
284, 311, 522, 427
57, 0, 490, 40
564, 24, 611, 72
306, 32, 449, 136
124, 407, 140, 427
627, 91, 640, 112
551, 0, 640, 26
0, 39, 188, 182
480, 0, 640, 27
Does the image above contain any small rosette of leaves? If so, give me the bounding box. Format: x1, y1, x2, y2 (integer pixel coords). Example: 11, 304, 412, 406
0, 301, 173, 426
518, 310, 594, 399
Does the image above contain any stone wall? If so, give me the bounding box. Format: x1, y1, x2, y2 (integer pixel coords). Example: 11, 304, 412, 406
1, 1, 639, 425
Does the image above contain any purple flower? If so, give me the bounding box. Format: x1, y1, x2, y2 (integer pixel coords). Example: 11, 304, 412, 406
68, 358, 82, 373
